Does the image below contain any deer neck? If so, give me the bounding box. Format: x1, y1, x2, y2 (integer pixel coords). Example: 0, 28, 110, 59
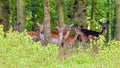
99, 27, 105, 34
72, 33, 78, 42
64, 31, 70, 39
39, 32, 44, 40
59, 31, 64, 45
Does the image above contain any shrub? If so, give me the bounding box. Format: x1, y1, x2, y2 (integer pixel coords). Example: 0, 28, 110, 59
0, 26, 120, 68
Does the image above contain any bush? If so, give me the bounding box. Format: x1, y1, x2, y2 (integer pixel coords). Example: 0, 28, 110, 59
0, 26, 120, 68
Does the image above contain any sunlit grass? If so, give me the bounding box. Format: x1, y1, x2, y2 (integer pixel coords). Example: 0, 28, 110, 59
0, 27, 120, 68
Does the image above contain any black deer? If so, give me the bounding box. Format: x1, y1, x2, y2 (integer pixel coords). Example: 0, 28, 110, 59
77, 21, 109, 43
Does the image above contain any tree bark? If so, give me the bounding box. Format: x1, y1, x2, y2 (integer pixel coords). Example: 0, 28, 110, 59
57, 0, 65, 27
115, 0, 120, 40
43, 0, 51, 46
0, 2, 3, 24
57, 0, 65, 46
1, 0, 10, 32
91, 0, 96, 20
17, 0, 25, 32
106, 0, 110, 42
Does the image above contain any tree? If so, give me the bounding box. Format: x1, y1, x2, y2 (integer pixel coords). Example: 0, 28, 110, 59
1, 0, 10, 32
91, 0, 96, 21
57, 0, 65, 46
115, 0, 120, 40
57, 0, 65, 27
0, 1, 3, 24
43, 0, 51, 46
17, 0, 25, 32
106, 0, 110, 42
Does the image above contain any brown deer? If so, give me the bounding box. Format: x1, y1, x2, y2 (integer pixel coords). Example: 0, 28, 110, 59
62, 27, 84, 49
37, 23, 73, 45
58, 27, 86, 59
13, 22, 40, 42
27, 31, 40, 42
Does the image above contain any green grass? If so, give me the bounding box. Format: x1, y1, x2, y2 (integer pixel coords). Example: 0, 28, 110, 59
0, 25, 120, 68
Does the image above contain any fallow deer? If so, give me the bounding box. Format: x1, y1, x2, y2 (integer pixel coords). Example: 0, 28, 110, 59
13, 22, 40, 42
77, 21, 109, 43
27, 31, 40, 42
56, 24, 67, 46
62, 27, 84, 49
37, 23, 73, 45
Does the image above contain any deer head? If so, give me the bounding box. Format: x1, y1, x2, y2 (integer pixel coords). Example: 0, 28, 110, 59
37, 23, 44, 33
56, 24, 66, 46
99, 21, 109, 34
13, 22, 21, 31
63, 24, 74, 39
37, 23, 44, 41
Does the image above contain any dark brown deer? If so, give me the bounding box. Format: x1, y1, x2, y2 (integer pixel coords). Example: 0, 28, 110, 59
77, 21, 109, 43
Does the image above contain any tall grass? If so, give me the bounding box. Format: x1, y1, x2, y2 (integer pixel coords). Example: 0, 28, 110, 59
0, 25, 120, 68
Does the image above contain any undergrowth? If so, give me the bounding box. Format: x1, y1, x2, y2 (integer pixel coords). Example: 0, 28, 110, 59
0, 25, 120, 68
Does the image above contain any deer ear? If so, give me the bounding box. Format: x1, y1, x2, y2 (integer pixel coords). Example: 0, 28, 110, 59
77, 24, 81, 29
18, 22, 21, 25
74, 28, 77, 31
56, 26, 59, 30
37, 23, 40, 26
70, 24, 74, 27
99, 21, 103, 25
106, 21, 109, 24
63, 24, 66, 28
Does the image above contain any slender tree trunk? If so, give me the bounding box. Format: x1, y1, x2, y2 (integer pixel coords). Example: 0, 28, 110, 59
0, 2, 3, 24
1, 0, 10, 32
10, 0, 17, 25
31, 1, 37, 31
115, 0, 120, 40
57, 0, 65, 46
31, 10, 36, 31
90, 0, 97, 30
91, 0, 96, 20
17, 0, 25, 32
57, 0, 65, 27
105, 0, 110, 42
112, 0, 116, 39
43, 0, 51, 46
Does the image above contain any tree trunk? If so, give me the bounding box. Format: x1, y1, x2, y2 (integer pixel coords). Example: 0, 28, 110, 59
17, 0, 25, 32
91, 0, 96, 20
115, 0, 120, 40
106, 0, 110, 42
57, 0, 65, 27
0, 2, 3, 24
1, 0, 10, 32
112, 0, 116, 40
90, 0, 97, 29
57, 0, 65, 46
43, 0, 51, 46
31, 1, 37, 31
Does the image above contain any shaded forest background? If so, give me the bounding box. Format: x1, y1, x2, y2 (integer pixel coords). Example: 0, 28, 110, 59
0, 0, 119, 42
